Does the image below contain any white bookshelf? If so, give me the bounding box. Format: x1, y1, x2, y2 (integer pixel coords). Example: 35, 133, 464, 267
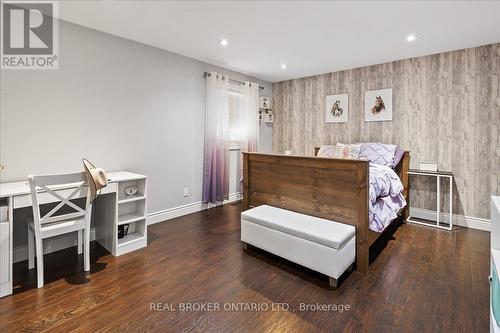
94, 174, 148, 256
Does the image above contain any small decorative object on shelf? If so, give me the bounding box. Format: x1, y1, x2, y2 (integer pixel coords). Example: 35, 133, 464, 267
118, 224, 129, 239
264, 109, 273, 123
419, 161, 438, 172
124, 185, 138, 196
259, 96, 271, 109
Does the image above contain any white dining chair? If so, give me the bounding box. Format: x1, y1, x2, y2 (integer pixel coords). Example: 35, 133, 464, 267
27, 172, 93, 288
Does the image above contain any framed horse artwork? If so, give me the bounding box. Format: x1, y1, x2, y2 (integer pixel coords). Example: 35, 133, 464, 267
325, 93, 348, 123
365, 88, 393, 122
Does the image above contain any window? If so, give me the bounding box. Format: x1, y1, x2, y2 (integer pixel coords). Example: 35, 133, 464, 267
228, 83, 244, 150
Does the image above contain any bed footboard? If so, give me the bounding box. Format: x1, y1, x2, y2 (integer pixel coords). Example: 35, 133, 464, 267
242, 152, 370, 273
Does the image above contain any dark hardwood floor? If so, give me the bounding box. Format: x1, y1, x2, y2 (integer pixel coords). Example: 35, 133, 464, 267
0, 203, 490, 332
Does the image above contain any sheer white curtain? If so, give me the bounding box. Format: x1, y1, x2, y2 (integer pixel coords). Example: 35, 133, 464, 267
240, 82, 259, 153
239, 81, 259, 187
202, 72, 230, 203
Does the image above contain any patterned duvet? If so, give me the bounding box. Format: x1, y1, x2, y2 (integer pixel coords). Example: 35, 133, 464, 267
368, 163, 407, 232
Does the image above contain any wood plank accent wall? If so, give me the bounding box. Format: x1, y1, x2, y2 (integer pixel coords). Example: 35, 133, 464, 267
272, 43, 500, 219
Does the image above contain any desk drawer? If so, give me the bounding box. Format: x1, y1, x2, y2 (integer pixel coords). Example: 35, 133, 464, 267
13, 182, 117, 209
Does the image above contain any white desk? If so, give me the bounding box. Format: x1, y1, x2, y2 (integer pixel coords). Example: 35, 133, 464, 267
0, 171, 148, 297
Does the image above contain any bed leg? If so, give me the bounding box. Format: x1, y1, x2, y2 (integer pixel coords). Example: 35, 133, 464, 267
329, 277, 338, 288
241, 242, 248, 250
403, 206, 409, 221
357, 243, 369, 273
347, 263, 354, 272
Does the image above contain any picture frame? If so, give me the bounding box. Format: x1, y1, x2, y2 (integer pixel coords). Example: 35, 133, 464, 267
365, 88, 392, 122
325, 93, 348, 123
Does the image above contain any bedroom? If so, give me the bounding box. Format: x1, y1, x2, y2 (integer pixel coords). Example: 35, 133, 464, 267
0, 1, 499, 332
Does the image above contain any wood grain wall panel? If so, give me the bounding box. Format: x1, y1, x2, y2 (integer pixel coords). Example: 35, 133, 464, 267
272, 43, 500, 219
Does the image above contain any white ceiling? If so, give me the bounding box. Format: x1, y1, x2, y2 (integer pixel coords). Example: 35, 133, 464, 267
58, 1, 500, 82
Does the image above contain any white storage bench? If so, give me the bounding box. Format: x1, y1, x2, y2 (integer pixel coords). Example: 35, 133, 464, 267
241, 205, 356, 287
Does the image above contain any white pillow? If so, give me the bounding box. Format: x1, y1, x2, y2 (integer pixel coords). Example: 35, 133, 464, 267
334, 143, 362, 159
317, 145, 336, 157
349, 144, 362, 159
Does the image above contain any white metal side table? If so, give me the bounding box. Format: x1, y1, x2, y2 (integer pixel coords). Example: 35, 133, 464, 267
406, 169, 454, 230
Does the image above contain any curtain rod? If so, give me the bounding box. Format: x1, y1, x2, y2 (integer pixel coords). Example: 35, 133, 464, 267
203, 72, 264, 90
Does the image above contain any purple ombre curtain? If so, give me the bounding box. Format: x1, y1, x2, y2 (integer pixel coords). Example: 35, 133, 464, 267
202, 72, 230, 203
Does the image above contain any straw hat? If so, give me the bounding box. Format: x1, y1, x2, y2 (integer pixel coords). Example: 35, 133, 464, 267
82, 158, 108, 203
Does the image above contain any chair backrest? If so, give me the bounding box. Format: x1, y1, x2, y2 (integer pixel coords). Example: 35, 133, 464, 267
28, 172, 92, 231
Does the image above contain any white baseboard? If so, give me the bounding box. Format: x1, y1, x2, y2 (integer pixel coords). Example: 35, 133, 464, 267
13, 198, 486, 264
147, 192, 242, 225
409, 207, 491, 232
13, 228, 96, 263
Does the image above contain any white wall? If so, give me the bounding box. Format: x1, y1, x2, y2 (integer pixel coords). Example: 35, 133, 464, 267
258, 122, 273, 153
0, 20, 272, 217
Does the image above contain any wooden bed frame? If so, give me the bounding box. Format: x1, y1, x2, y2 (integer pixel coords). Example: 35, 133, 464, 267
242, 149, 410, 273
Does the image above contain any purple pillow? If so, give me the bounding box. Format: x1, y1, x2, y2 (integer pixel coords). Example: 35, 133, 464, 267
392, 148, 405, 168
358, 143, 397, 166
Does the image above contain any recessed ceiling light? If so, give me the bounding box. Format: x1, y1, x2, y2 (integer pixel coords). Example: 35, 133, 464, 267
220, 39, 229, 47
406, 34, 417, 42
281, 64, 287, 69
